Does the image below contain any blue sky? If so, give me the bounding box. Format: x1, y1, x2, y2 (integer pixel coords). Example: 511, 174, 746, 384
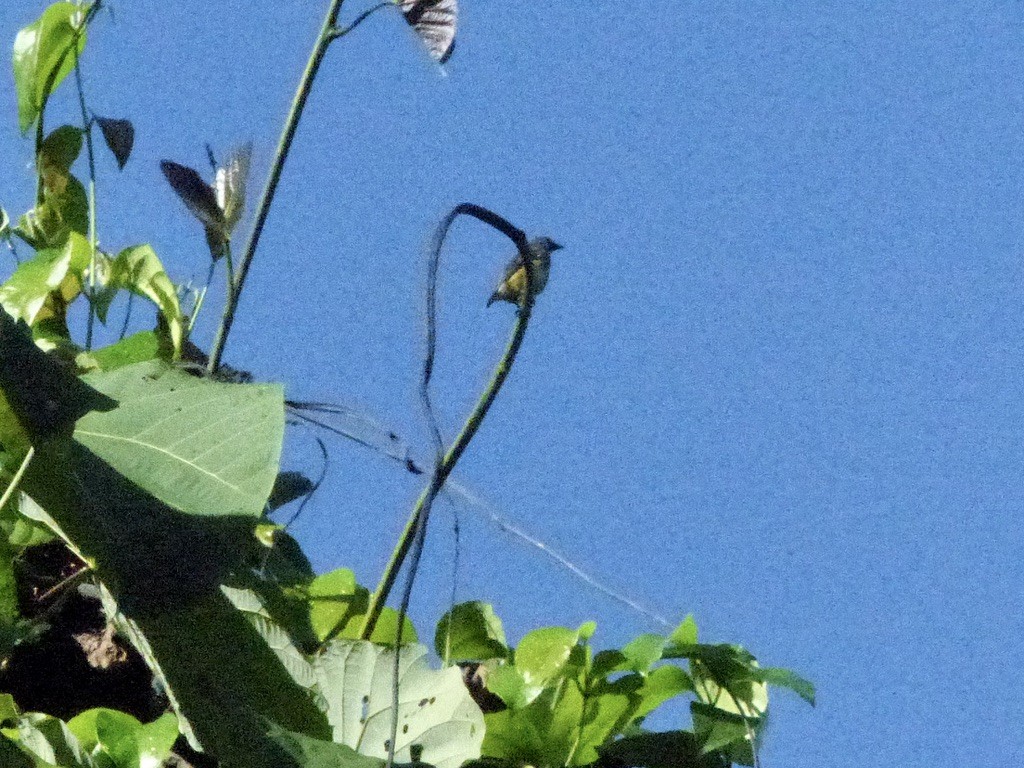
3, 1, 1024, 765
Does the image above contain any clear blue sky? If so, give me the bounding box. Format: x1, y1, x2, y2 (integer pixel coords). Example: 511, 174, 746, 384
2, 2, 1023, 765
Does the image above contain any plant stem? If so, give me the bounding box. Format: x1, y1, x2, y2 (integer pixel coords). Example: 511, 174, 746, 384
73, 48, 99, 351
358, 266, 537, 641
206, 0, 347, 374
0, 446, 35, 513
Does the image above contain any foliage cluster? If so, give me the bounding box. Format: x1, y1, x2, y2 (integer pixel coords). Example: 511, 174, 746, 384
0, 3, 813, 767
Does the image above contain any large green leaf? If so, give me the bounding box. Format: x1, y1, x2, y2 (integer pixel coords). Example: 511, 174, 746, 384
13, 2, 87, 134
314, 640, 484, 768
74, 361, 283, 518
2, 332, 320, 768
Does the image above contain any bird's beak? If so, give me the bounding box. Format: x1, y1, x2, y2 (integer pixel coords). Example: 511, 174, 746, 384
550, 241, 564, 252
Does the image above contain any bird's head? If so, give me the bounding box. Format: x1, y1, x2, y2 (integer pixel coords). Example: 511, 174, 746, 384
531, 236, 563, 255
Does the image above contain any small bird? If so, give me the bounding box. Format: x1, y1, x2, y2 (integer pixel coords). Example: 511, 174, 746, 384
487, 236, 563, 307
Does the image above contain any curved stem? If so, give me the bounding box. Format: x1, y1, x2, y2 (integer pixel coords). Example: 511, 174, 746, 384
358, 207, 534, 642
206, 0, 347, 374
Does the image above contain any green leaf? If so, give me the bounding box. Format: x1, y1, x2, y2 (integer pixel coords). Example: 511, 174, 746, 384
133, 713, 179, 767
13, 2, 88, 134
513, 626, 580, 702
58, 174, 88, 237
307, 567, 358, 641
65, 708, 178, 768
0, 732, 41, 768
9, 712, 94, 767
102, 588, 330, 767
74, 360, 284, 518
435, 601, 510, 663
669, 615, 698, 646
484, 665, 530, 710
0, 208, 9, 238
0, 494, 54, 548
264, 722, 384, 768
39, 125, 83, 171
0, 233, 90, 326
571, 666, 692, 766
94, 117, 134, 170
104, 246, 183, 356
314, 640, 485, 768
478, 707, 545, 765
82, 332, 164, 372
0, 695, 19, 726
752, 666, 815, 706
620, 633, 666, 674
690, 703, 759, 766
309, 576, 417, 646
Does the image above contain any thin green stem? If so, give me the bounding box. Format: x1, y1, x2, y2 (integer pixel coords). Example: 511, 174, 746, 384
73, 48, 99, 351
119, 291, 133, 340
0, 446, 35, 513
358, 259, 537, 642
187, 260, 217, 336
206, 0, 347, 374
223, 241, 235, 293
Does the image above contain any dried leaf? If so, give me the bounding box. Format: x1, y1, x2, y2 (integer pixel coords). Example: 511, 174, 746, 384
95, 116, 134, 169
398, 0, 457, 64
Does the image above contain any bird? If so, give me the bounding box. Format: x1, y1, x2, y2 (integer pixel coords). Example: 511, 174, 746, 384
487, 236, 563, 307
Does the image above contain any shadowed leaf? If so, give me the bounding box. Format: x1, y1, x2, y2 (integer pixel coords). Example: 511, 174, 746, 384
95, 117, 134, 169
39, 125, 83, 172
0, 306, 115, 442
